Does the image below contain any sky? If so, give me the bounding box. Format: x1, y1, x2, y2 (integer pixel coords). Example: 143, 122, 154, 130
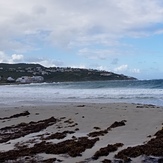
0, 0, 163, 79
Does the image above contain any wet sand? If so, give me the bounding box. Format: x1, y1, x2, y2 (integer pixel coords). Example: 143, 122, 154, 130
0, 103, 163, 162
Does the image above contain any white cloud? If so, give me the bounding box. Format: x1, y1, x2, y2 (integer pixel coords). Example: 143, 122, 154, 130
130, 68, 140, 73
95, 65, 107, 71
11, 54, 24, 62
89, 63, 109, 71
114, 64, 140, 74
154, 29, 163, 35
0, 51, 24, 63
78, 48, 120, 60
0, 1, 163, 47
0, 0, 163, 62
0, 51, 7, 62
35, 60, 56, 67
25, 57, 64, 67
114, 64, 128, 72
71, 65, 86, 69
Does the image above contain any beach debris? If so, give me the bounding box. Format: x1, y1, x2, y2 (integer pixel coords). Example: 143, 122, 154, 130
42, 158, 57, 163
136, 104, 156, 108
60, 117, 66, 120
75, 128, 79, 131
101, 159, 112, 163
0, 137, 99, 162
0, 155, 52, 163
77, 105, 85, 107
63, 118, 78, 128
0, 111, 30, 120
88, 120, 127, 137
93, 126, 101, 130
64, 118, 74, 124
88, 129, 108, 137
92, 143, 123, 160
67, 123, 78, 128
0, 117, 57, 143
115, 127, 163, 161
108, 120, 127, 130
0, 154, 59, 163
43, 131, 75, 140
142, 156, 163, 163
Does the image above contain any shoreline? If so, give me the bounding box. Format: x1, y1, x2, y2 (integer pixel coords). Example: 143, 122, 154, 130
0, 102, 163, 162
1, 80, 163, 107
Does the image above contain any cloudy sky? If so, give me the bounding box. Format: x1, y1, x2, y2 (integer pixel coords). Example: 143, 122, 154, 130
0, 0, 163, 79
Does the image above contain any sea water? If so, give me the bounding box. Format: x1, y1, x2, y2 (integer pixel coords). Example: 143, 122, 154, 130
1, 80, 163, 106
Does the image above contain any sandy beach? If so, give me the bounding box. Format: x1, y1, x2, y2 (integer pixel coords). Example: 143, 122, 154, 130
0, 102, 163, 163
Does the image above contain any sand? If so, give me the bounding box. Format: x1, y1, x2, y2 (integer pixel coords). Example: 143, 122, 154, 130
0, 102, 163, 162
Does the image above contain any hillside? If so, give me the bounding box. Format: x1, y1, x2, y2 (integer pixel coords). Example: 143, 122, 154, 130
0, 63, 136, 83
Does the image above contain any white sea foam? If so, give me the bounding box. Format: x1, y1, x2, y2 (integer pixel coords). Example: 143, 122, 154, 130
1, 80, 163, 106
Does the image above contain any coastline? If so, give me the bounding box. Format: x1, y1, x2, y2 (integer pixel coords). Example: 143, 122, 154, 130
0, 102, 163, 162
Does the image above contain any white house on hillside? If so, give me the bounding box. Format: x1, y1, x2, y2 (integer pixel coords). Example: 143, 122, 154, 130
7, 77, 15, 82
16, 76, 44, 83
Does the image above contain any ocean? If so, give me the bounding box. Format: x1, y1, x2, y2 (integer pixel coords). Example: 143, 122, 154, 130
1, 79, 163, 106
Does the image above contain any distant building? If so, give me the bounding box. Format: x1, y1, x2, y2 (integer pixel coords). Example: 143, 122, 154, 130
41, 71, 49, 75
7, 77, 15, 83
100, 73, 112, 76
16, 76, 44, 83
32, 76, 44, 82
36, 67, 42, 71
9, 68, 16, 71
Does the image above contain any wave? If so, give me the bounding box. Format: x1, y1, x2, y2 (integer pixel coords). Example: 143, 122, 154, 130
10, 79, 163, 89
1, 80, 163, 106
53, 79, 163, 89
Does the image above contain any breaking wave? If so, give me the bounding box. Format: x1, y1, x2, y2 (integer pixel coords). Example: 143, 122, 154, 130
1, 79, 163, 106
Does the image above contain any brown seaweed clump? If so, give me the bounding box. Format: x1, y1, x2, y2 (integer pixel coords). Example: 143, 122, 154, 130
0, 111, 30, 120
0, 137, 99, 162
92, 143, 123, 160
108, 120, 127, 130
115, 127, 163, 161
88, 120, 127, 138
0, 117, 57, 143
44, 131, 75, 140
88, 129, 108, 137
101, 159, 112, 163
